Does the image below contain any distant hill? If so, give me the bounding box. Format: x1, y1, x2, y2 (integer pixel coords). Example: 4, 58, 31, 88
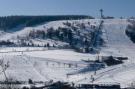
0, 15, 94, 31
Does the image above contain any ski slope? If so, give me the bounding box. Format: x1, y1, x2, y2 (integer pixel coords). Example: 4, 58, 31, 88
101, 19, 135, 59
99, 19, 135, 87
68, 19, 135, 88
0, 19, 135, 88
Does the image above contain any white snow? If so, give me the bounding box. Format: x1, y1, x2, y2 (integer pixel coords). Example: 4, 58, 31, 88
0, 19, 135, 88
67, 19, 135, 88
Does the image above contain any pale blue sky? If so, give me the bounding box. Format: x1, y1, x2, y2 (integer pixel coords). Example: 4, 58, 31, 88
0, 0, 134, 17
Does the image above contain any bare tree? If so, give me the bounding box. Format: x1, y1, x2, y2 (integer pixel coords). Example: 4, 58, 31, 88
0, 58, 9, 82
0, 58, 20, 89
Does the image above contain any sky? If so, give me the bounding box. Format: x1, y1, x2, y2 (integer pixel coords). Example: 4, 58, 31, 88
0, 0, 134, 17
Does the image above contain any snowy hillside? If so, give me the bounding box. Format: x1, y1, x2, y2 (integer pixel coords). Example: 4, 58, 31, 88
0, 19, 103, 53
0, 19, 135, 88
68, 19, 135, 88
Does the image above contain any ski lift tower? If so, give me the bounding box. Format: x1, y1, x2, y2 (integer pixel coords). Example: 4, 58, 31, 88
100, 9, 104, 19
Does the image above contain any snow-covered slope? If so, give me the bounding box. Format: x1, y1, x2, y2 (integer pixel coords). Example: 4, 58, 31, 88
101, 19, 135, 59
68, 19, 135, 88
0, 49, 91, 81
99, 19, 135, 87
0, 19, 100, 50
0, 19, 135, 88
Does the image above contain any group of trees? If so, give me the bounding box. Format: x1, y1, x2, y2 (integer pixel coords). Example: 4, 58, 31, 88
16, 38, 51, 47
27, 27, 73, 47
47, 27, 73, 44
126, 20, 135, 43
29, 30, 46, 39
0, 40, 14, 46
0, 18, 104, 53
21, 21, 104, 53
0, 15, 93, 31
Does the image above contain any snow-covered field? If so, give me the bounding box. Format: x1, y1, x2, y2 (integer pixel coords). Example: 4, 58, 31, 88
0, 19, 135, 88
0, 49, 91, 81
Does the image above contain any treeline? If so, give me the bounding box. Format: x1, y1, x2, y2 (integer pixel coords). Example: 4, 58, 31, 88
0, 15, 93, 31
0, 40, 14, 46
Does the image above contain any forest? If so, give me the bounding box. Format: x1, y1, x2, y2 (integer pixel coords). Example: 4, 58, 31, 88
0, 15, 93, 31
